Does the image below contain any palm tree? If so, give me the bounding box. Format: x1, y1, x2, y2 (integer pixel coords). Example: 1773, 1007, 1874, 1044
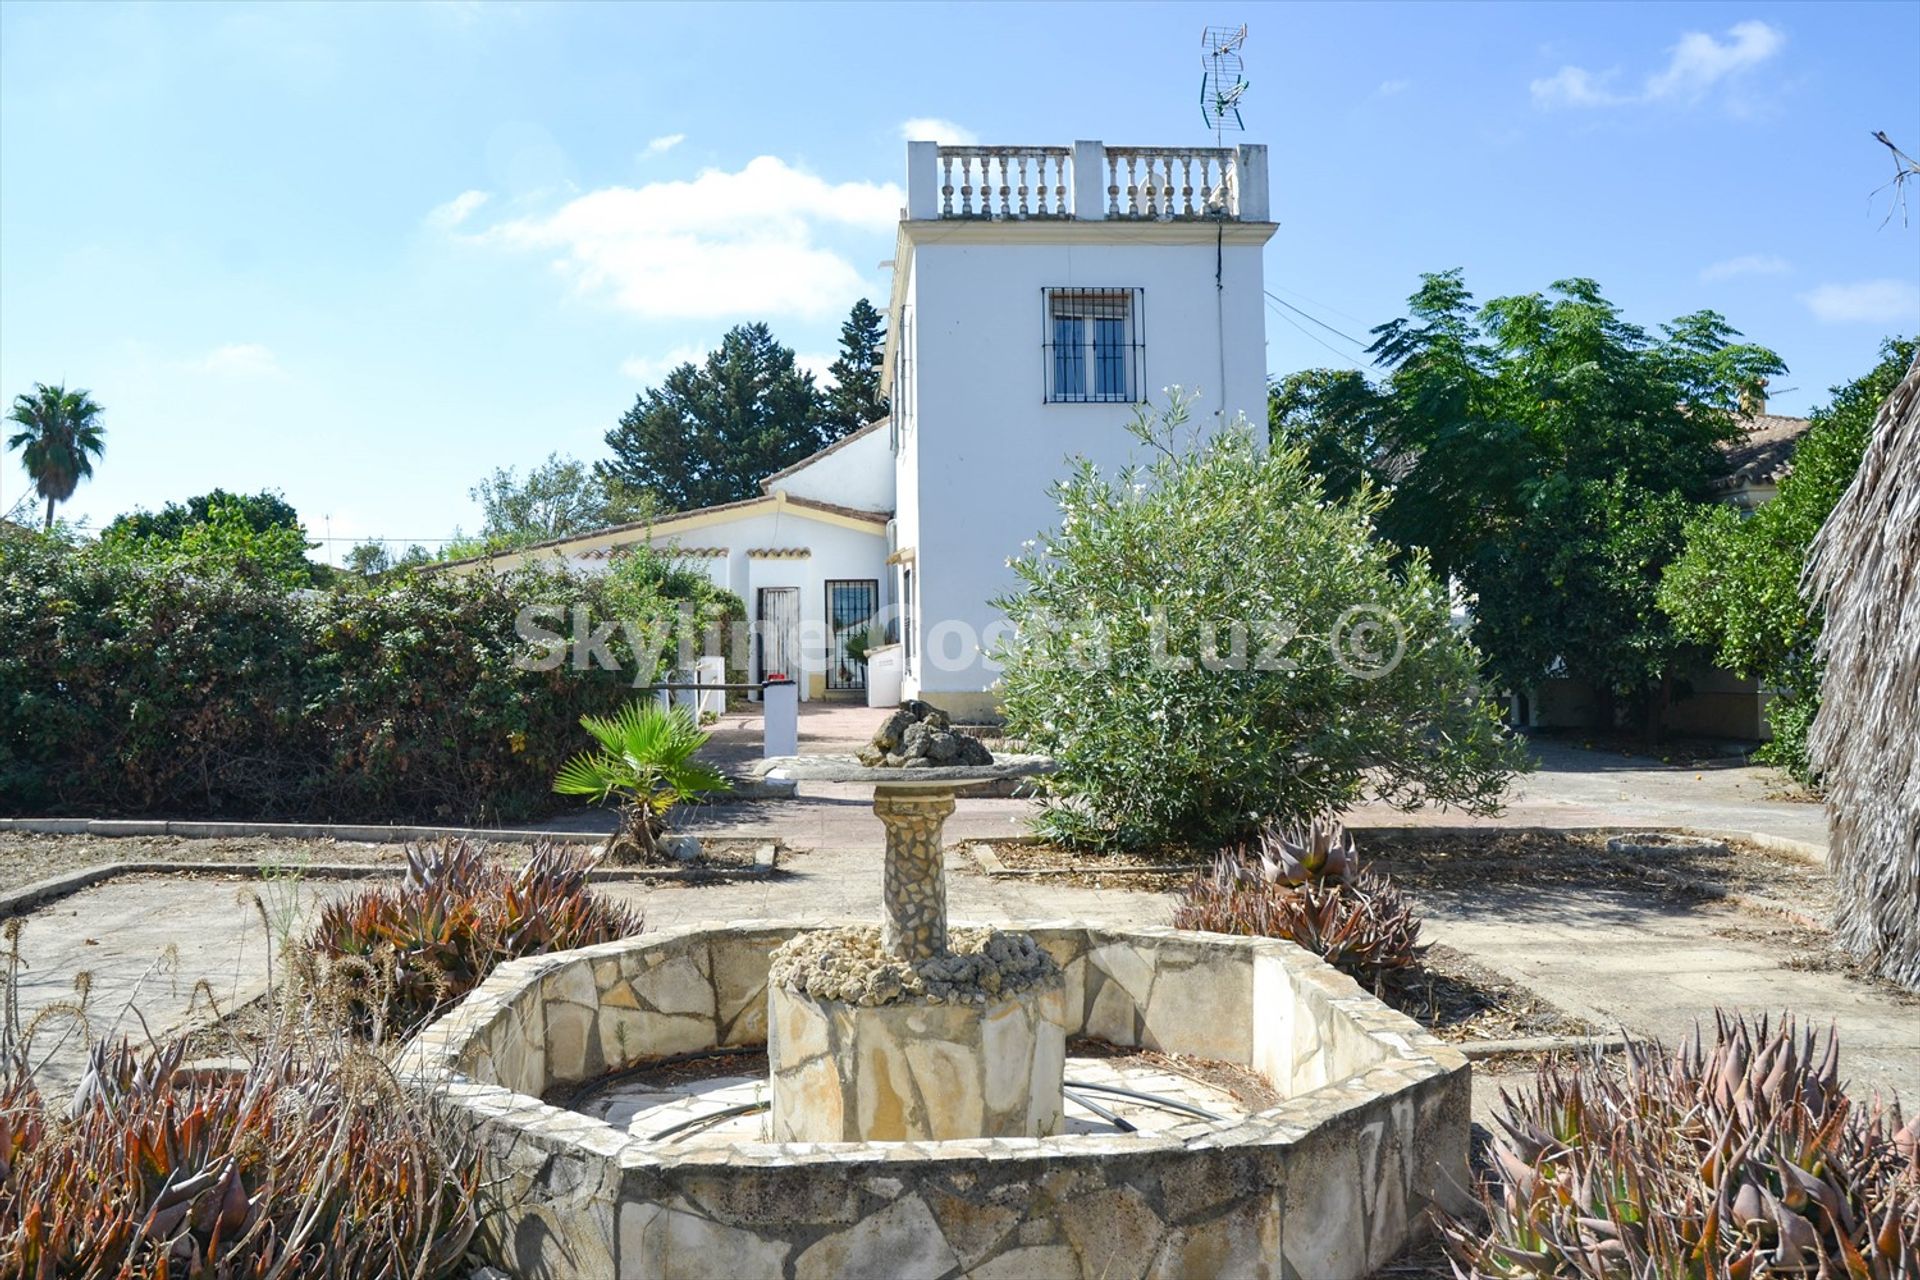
553, 701, 730, 864
6, 384, 106, 531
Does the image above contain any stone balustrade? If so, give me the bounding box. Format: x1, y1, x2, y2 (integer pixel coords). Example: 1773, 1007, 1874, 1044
1103, 145, 1237, 219
912, 141, 1268, 222
936, 146, 1073, 219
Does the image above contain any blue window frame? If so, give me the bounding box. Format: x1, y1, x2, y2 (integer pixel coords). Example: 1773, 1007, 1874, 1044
1045, 289, 1140, 403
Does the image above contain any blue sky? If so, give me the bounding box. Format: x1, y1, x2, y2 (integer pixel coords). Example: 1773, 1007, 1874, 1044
3, 1, 1916, 559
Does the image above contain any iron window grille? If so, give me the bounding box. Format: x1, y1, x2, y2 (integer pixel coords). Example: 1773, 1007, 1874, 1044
1043, 287, 1144, 404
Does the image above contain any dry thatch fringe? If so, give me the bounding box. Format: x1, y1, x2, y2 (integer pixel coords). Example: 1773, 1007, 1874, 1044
1804, 351, 1920, 991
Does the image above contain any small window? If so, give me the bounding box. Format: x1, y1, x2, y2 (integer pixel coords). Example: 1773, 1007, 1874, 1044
1044, 288, 1143, 403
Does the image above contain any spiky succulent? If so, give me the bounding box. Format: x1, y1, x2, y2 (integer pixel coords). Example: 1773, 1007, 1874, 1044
0, 1039, 476, 1277
1242, 816, 1360, 886
1442, 1012, 1920, 1277
1175, 831, 1422, 982
305, 837, 645, 1039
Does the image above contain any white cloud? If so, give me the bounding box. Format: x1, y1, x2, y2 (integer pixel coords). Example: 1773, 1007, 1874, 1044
1375, 79, 1411, 97
620, 344, 707, 384
1700, 253, 1791, 282
1800, 279, 1920, 325
898, 117, 976, 146
477, 155, 901, 321
194, 343, 280, 376
426, 189, 491, 229
1532, 20, 1784, 109
642, 133, 686, 158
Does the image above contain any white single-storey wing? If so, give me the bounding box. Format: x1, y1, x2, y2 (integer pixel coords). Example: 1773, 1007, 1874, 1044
438, 419, 897, 702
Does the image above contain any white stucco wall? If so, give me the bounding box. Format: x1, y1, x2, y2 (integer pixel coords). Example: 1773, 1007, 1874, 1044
895, 224, 1272, 706
769, 423, 895, 513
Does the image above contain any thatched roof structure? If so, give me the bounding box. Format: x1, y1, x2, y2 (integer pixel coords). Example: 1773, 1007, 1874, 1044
1804, 353, 1920, 990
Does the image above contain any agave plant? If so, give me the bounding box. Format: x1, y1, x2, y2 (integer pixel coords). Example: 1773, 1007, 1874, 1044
1175, 840, 1422, 984
305, 838, 645, 1039
1441, 1012, 1920, 1278
1, 1039, 476, 1278
1243, 817, 1360, 886
552, 700, 731, 864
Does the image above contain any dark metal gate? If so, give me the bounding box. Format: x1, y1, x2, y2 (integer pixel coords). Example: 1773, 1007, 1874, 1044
826, 579, 879, 691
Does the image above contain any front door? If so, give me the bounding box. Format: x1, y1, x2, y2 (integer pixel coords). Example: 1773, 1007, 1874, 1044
826, 579, 880, 691
756, 587, 800, 686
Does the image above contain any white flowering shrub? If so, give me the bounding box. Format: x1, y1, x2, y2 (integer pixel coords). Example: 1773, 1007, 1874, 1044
993, 395, 1527, 851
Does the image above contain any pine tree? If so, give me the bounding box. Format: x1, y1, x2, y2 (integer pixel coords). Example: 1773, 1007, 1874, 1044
599, 324, 830, 512
824, 298, 889, 436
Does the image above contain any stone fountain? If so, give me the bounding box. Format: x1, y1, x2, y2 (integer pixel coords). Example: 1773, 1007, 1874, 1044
403, 708, 1475, 1279
754, 707, 1064, 1142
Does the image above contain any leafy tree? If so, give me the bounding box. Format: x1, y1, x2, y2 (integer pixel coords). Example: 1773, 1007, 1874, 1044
6, 383, 106, 531
105, 488, 302, 542
824, 297, 889, 435
994, 395, 1528, 852
344, 539, 433, 577
1660, 337, 1917, 777
471, 452, 654, 549
100, 496, 318, 590
1268, 368, 1390, 504
1284, 272, 1783, 732
599, 324, 830, 512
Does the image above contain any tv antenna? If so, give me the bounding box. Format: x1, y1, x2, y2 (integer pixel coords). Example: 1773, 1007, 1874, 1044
1200, 24, 1249, 144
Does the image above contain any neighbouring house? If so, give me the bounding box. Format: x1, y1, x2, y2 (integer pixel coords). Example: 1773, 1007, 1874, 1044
1522, 393, 1815, 742
447, 139, 1276, 716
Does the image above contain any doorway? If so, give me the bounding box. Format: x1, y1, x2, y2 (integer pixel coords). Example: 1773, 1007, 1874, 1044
826, 579, 880, 692
756, 587, 800, 687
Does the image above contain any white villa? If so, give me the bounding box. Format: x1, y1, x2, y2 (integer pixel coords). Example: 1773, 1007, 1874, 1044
450, 139, 1276, 719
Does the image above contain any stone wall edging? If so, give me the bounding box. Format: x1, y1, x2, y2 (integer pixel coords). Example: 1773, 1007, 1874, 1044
410, 918, 1465, 1169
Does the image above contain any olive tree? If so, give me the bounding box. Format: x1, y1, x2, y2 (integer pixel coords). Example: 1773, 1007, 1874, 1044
993, 396, 1528, 852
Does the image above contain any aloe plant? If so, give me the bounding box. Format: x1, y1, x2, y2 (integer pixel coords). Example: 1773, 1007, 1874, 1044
306, 838, 645, 1038
552, 700, 730, 863
1175, 820, 1422, 983
1442, 1012, 1920, 1277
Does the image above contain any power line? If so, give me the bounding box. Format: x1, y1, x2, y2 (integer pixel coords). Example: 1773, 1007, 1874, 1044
1262, 289, 1370, 351
1263, 281, 1372, 329
1265, 298, 1363, 370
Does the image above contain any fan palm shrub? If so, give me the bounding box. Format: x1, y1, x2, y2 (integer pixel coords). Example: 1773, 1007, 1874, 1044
552, 701, 730, 863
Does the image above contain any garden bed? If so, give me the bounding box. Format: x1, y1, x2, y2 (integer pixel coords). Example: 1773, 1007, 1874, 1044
0, 831, 772, 898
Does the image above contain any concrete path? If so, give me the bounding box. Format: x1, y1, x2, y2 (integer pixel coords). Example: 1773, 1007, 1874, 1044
6, 873, 358, 1098
1418, 882, 1920, 1105
1358, 740, 1827, 850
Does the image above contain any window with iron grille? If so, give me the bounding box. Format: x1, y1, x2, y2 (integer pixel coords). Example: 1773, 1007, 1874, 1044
1043, 288, 1144, 404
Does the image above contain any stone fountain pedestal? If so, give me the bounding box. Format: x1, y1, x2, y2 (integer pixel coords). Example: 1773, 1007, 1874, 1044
756, 760, 1065, 1143
770, 982, 1066, 1141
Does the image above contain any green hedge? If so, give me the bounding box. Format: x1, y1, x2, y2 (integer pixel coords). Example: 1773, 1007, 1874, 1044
0, 533, 669, 823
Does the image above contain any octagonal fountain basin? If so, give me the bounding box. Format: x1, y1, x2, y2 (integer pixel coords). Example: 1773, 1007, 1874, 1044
401, 920, 1471, 1280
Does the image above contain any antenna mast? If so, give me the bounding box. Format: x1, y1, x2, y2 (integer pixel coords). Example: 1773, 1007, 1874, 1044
1200, 24, 1249, 146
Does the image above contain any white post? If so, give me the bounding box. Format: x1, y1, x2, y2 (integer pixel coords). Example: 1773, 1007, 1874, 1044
694, 655, 725, 720
1072, 140, 1105, 220
1235, 144, 1269, 221
763, 679, 799, 758
907, 141, 940, 220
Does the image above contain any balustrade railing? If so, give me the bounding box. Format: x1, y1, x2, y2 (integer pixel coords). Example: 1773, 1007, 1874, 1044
937, 146, 1072, 219
931, 144, 1240, 220
1103, 146, 1237, 219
